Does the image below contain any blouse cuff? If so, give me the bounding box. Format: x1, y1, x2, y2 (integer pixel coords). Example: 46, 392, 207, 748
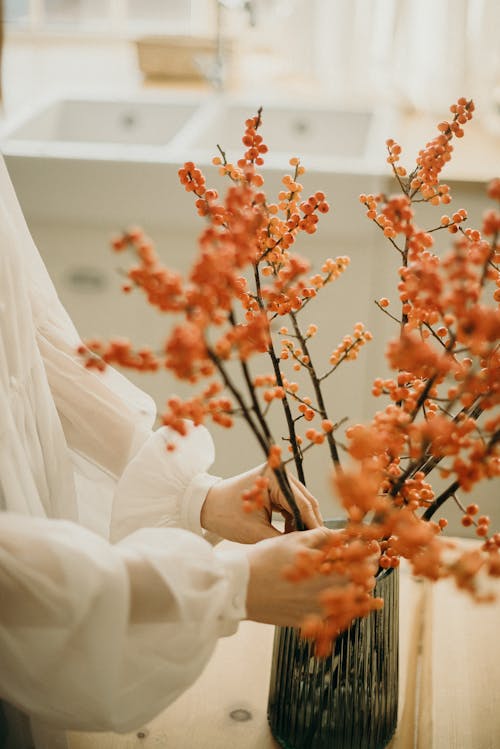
181, 472, 222, 538
215, 547, 250, 636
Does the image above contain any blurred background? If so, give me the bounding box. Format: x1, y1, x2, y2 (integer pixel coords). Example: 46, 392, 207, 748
2, 0, 500, 114
1, 0, 499, 534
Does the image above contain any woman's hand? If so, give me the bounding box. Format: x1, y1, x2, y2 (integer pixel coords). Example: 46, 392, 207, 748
200, 464, 322, 544
245, 527, 335, 627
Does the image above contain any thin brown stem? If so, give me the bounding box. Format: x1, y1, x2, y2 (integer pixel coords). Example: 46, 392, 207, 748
253, 265, 306, 485
421, 479, 460, 521
290, 311, 341, 468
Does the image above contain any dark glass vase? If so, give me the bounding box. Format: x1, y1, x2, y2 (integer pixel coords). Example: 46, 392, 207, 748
267, 556, 399, 749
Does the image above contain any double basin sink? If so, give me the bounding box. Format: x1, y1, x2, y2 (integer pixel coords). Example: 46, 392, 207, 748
1, 91, 396, 174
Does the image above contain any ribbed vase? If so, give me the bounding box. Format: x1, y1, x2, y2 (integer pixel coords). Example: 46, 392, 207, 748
267, 564, 399, 749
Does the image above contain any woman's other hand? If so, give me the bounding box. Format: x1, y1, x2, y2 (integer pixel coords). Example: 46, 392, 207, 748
245, 526, 335, 627
200, 464, 322, 544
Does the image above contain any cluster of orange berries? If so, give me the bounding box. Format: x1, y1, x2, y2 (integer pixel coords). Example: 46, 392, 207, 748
209, 113, 268, 189
440, 208, 468, 233
213, 157, 265, 189
164, 322, 212, 381
297, 191, 329, 234
381, 195, 414, 236
279, 336, 310, 371
242, 474, 270, 513
267, 444, 282, 469
178, 161, 207, 195
445, 544, 500, 602
397, 471, 435, 508
240, 112, 268, 165
255, 173, 329, 264
359, 193, 413, 239
381, 99, 473, 207
398, 254, 443, 325
482, 177, 500, 241
111, 226, 186, 313
345, 418, 404, 466
487, 177, 500, 201
296, 398, 315, 422
412, 98, 474, 201
378, 536, 402, 569
262, 256, 348, 309
261, 255, 312, 316
321, 256, 350, 279
179, 161, 229, 222
78, 338, 160, 373
482, 208, 500, 238
461, 503, 491, 537
110, 225, 147, 252
301, 581, 383, 658
214, 311, 270, 362
284, 529, 382, 656
161, 387, 234, 444
328, 324, 373, 368
262, 386, 286, 403
304, 420, 334, 446
387, 331, 450, 380
385, 139, 404, 174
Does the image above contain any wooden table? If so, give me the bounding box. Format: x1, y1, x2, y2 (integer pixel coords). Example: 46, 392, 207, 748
68, 549, 500, 749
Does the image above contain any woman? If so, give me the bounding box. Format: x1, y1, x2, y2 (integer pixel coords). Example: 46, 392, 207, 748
0, 137, 335, 746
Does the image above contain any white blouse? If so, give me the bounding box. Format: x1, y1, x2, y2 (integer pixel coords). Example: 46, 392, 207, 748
0, 156, 249, 746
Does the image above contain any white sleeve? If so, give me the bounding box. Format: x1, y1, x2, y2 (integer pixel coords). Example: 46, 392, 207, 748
0, 513, 248, 733
0, 154, 156, 480
111, 423, 222, 543
36, 313, 156, 480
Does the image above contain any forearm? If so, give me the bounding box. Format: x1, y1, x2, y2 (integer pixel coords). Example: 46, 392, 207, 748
0, 513, 247, 732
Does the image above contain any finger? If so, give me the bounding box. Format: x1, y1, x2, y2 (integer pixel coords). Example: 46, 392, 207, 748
264, 465, 322, 530
299, 526, 335, 549
288, 473, 323, 526
285, 482, 322, 530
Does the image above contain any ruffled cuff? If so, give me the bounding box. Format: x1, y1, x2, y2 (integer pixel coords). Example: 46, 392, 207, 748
181, 470, 222, 541
214, 546, 249, 636
111, 423, 220, 543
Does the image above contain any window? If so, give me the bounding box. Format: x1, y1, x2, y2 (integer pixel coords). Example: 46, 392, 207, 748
4, 0, 210, 36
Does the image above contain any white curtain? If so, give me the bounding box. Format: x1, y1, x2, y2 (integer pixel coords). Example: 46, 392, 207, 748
311, 0, 500, 118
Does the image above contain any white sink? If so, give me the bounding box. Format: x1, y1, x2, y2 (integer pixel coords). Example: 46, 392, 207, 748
191, 103, 373, 160
9, 98, 200, 146
1, 93, 395, 173
0, 94, 207, 157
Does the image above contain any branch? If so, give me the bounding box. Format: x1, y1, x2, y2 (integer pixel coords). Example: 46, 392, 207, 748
253, 264, 306, 485
290, 311, 342, 469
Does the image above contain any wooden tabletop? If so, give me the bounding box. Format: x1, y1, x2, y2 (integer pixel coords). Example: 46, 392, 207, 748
68, 548, 500, 749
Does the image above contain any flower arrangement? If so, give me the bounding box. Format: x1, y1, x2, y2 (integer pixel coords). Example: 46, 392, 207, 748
81, 98, 500, 656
